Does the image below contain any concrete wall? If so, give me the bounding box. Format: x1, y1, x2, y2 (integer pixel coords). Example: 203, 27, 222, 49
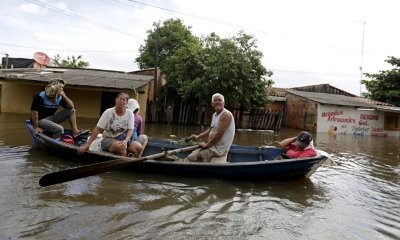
1, 82, 149, 121
1, 82, 40, 114
317, 104, 400, 137
1, 82, 102, 118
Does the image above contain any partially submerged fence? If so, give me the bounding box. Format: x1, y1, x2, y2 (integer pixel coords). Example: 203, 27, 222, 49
146, 102, 284, 130
246, 109, 284, 130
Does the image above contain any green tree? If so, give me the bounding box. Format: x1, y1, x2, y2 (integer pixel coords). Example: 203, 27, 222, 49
52, 54, 89, 68
201, 32, 273, 123
163, 31, 273, 124
362, 56, 400, 106
137, 18, 274, 125
135, 18, 199, 71
162, 40, 206, 102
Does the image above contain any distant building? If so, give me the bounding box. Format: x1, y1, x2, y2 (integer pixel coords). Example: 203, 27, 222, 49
1, 57, 35, 69
129, 68, 164, 103
0, 67, 153, 119
269, 84, 400, 137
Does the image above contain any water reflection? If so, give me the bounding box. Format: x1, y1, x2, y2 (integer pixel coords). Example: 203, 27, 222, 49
1, 113, 400, 239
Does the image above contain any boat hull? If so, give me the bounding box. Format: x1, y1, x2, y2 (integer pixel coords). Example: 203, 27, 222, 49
26, 120, 327, 180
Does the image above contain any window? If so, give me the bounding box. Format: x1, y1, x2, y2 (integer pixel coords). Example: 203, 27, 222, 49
384, 113, 400, 130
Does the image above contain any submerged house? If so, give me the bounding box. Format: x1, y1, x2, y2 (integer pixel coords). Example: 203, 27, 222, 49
0, 67, 153, 119
282, 84, 400, 137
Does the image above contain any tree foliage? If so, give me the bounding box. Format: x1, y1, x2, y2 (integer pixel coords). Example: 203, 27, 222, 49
202, 32, 273, 109
135, 18, 199, 71
136, 18, 274, 114
362, 56, 400, 106
52, 54, 89, 68
162, 40, 206, 102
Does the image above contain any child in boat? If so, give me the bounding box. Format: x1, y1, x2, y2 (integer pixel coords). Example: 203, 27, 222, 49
127, 98, 148, 158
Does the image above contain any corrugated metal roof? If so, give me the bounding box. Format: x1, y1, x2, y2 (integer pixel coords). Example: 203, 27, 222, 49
374, 105, 400, 113
286, 89, 397, 109
0, 68, 153, 90
357, 97, 394, 106
268, 96, 286, 102
292, 83, 357, 97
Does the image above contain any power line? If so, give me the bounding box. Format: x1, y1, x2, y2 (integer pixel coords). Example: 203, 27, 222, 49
0, 12, 96, 29
271, 68, 358, 77
23, 0, 143, 40
124, 0, 379, 56
126, 0, 283, 38
3, 1, 388, 79
2, 40, 359, 77
0, 11, 141, 54
16, 0, 381, 57
0, 42, 138, 54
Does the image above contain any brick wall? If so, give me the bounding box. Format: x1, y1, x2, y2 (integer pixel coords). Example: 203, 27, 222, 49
285, 93, 317, 132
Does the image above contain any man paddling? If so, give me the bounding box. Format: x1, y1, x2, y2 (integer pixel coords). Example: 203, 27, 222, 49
180, 93, 235, 163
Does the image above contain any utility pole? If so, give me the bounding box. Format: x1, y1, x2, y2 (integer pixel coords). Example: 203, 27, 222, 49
153, 29, 160, 102
5, 53, 9, 69
152, 29, 160, 122
359, 22, 366, 97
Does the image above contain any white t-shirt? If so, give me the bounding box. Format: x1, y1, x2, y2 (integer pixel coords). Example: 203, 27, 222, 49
97, 107, 134, 138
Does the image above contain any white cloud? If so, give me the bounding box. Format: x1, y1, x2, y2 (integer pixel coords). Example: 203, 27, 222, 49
53, 1, 69, 11
18, 3, 41, 14
2, 0, 400, 96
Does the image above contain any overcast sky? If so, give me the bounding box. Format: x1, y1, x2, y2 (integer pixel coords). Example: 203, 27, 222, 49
1, 0, 399, 96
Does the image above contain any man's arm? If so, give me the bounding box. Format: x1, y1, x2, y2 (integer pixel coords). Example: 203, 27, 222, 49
277, 136, 297, 149
60, 90, 74, 109
190, 128, 211, 142
124, 129, 133, 142
77, 126, 103, 155
31, 110, 42, 134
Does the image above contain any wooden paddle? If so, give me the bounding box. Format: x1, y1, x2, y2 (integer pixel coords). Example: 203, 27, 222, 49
39, 145, 199, 187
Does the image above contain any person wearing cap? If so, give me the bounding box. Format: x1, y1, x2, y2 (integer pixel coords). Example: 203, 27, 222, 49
49, 78, 66, 86
277, 131, 317, 158
127, 98, 148, 157
78, 93, 136, 157
30, 78, 84, 138
181, 93, 235, 162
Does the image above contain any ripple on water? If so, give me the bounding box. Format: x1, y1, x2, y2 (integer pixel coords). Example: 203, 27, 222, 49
1, 124, 400, 239
317, 147, 400, 240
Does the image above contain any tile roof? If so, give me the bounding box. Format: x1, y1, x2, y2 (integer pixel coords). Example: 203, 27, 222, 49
0, 67, 153, 90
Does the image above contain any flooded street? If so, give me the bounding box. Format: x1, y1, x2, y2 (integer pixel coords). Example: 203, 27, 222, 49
0, 113, 399, 239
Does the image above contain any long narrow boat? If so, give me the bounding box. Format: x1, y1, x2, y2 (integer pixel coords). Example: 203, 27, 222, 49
25, 120, 327, 180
